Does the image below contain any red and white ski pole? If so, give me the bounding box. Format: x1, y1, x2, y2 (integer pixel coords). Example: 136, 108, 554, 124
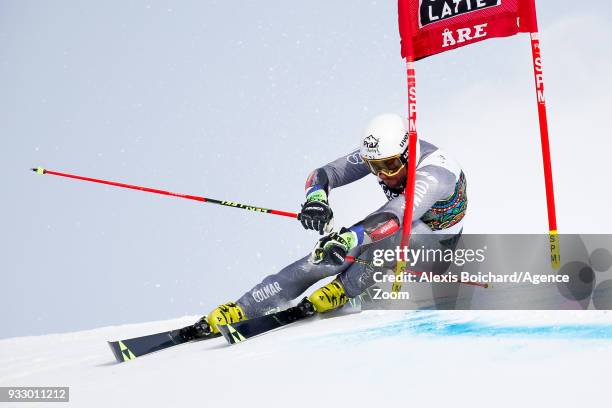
31, 167, 298, 218
31, 166, 488, 289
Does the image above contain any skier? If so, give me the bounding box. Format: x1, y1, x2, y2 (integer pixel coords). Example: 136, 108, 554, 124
196, 113, 467, 335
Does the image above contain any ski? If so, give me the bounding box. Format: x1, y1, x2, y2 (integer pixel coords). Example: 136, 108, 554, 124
218, 295, 368, 345
108, 324, 219, 363
218, 298, 317, 345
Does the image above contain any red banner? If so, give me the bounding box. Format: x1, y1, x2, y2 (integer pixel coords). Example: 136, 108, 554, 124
398, 0, 538, 60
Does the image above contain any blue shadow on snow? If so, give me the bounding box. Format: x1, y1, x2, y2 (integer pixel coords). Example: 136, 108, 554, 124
330, 312, 612, 342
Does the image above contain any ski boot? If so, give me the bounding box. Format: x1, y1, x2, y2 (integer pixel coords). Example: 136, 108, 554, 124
179, 316, 212, 341
206, 302, 247, 334
291, 297, 317, 320
307, 279, 348, 313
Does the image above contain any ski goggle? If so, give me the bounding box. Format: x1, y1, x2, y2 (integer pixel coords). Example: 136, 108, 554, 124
363, 154, 406, 177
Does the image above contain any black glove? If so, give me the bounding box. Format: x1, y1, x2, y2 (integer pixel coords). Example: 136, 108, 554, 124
311, 228, 358, 265
299, 190, 333, 235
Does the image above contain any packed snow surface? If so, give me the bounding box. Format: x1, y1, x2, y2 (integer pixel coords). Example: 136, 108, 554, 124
1, 310, 611, 407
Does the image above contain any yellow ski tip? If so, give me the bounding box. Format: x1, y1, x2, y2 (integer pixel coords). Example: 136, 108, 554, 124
31, 167, 46, 175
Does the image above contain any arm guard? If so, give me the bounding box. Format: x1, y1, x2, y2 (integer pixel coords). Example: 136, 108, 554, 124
350, 165, 457, 244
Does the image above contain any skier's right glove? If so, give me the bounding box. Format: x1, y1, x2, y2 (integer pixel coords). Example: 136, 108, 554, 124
298, 189, 333, 235
311, 228, 358, 265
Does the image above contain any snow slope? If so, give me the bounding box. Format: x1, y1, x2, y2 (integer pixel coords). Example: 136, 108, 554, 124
1, 310, 611, 407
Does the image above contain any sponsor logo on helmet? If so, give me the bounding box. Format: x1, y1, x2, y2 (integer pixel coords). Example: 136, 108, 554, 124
399, 132, 408, 148
362, 135, 381, 158
363, 135, 379, 150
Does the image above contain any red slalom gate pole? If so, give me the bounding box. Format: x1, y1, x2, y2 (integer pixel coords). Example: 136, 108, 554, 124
529, 29, 560, 269
31, 167, 298, 219
391, 37, 419, 293
400, 56, 419, 261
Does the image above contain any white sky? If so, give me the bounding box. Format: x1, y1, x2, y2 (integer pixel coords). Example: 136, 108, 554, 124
1, 0, 611, 337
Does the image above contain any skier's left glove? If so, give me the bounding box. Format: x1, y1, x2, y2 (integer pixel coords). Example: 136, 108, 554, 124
299, 189, 333, 235
311, 227, 359, 265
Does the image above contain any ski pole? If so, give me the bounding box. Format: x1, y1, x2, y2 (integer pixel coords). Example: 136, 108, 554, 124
31, 167, 488, 289
31, 167, 298, 219
31, 169, 381, 266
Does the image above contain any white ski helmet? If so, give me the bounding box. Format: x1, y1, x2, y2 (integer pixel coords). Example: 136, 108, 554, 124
360, 113, 420, 176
